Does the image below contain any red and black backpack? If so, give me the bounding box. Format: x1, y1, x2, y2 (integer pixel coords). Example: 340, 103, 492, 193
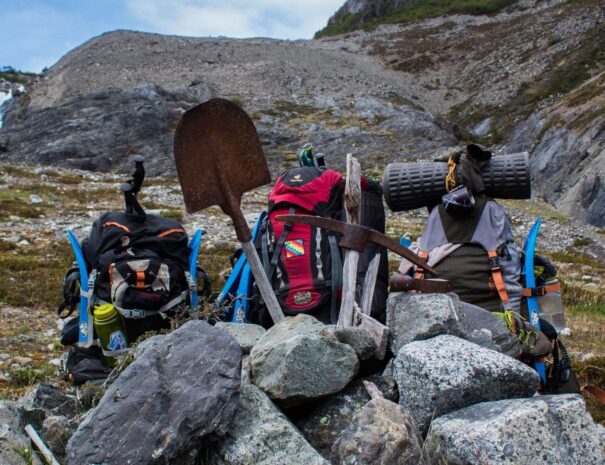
249, 166, 388, 327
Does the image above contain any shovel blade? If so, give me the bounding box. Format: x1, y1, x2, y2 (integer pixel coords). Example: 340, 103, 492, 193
173, 98, 271, 215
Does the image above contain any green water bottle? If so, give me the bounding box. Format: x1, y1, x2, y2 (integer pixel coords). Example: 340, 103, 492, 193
94, 304, 129, 366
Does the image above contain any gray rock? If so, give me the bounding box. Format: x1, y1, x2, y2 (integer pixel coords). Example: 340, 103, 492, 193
386, 293, 463, 354
66, 320, 242, 465
382, 358, 395, 378
457, 302, 521, 357
250, 315, 359, 405
426, 394, 605, 465
393, 335, 539, 434
334, 326, 376, 360
0, 400, 44, 465
208, 383, 329, 465
17, 383, 78, 430
1, 85, 195, 175
215, 322, 266, 354
387, 294, 520, 357
241, 356, 251, 385
473, 116, 493, 137
0, 31, 457, 178
331, 398, 427, 465
295, 375, 398, 458
41, 415, 74, 457
505, 108, 605, 228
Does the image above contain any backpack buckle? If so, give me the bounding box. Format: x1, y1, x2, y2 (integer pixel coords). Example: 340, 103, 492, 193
185, 271, 196, 292
488, 256, 500, 271
121, 309, 146, 319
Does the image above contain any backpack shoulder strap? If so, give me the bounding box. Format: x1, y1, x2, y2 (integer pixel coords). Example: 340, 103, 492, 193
328, 233, 342, 323
414, 251, 430, 279
269, 208, 295, 271
57, 267, 81, 317
487, 249, 510, 306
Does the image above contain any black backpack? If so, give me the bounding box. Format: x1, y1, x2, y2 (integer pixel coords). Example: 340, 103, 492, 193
248, 166, 388, 327
58, 157, 209, 348
81, 211, 191, 338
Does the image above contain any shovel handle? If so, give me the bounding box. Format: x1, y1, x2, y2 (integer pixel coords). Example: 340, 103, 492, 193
224, 200, 252, 243
241, 241, 285, 325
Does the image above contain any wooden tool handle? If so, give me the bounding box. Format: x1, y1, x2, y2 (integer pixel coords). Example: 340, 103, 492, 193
224, 198, 252, 243
241, 240, 285, 325
360, 253, 381, 315
25, 424, 61, 465
337, 154, 362, 328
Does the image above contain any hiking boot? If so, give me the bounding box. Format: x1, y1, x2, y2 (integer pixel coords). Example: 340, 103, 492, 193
496, 311, 553, 359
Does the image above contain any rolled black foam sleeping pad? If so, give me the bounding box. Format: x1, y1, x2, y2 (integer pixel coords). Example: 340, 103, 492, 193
383, 152, 531, 212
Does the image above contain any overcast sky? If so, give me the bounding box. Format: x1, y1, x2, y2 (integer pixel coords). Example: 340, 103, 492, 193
1, 0, 344, 72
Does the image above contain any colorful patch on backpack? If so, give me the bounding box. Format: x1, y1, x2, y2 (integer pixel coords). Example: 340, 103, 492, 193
285, 239, 304, 258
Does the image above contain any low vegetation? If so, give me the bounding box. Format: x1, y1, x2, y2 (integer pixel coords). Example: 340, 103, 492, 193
450, 21, 605, 144
0, 66, 37, 84
316, 0, 517, 37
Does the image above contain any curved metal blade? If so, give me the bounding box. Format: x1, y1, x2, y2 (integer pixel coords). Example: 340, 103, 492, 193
275, 214, 438, 276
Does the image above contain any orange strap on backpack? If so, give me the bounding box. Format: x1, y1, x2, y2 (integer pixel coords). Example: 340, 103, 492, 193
102, 221, 131, 233
414, 251, 429, 280
521, 281, 561, 297
487, 250, 510, 305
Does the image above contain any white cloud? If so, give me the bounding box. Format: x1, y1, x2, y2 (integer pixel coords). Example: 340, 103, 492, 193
125, 0, 344, 39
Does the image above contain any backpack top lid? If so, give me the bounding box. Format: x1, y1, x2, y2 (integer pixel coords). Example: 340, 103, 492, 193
269, 167, 344, 216
82, 211, 189, 269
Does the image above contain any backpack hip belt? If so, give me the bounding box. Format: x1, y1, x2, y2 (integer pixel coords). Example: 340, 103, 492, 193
97, 290, 187, 319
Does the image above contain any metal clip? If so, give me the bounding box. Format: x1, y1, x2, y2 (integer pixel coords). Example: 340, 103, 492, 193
121, 309, 146, 319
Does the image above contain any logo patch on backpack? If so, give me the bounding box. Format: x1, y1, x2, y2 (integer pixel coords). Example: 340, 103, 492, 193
293, 291, 312, 305
108, 331, 128, 351
285, 239, 304, 258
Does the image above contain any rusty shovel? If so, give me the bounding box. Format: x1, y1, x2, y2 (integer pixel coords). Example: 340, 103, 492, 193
173, 98, 285, 324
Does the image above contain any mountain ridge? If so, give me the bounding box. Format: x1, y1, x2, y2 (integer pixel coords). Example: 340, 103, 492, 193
0, 0, 603, 226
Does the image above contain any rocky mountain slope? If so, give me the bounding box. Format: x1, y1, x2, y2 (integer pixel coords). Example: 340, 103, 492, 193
0, 0, 603, 227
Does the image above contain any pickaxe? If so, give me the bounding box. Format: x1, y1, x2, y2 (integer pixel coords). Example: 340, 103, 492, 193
389, 274, 452, 293
274, 215, 438, 275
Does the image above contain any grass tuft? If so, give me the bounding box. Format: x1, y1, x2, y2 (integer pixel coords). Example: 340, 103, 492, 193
0, 242, 73, 309
7, 364, 55, 388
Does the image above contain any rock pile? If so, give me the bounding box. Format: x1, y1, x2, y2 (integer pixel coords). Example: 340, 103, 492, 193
8, 294, 604, 465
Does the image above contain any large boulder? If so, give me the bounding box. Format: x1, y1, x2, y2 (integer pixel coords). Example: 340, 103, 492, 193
386, 293, 463, 354
334, 326, 376, 361
215, 322, 266, 354
66, 320, 242, 465
426, 394, 605, 465
393, 335, 539, 434
295, 375, 398, 458
208, 383, 329, 465
457, 302, 520, 357
250, 315, 359, 404
17, 383, 78, 430
387, 293, 521, 357
331, 398, 427, 465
